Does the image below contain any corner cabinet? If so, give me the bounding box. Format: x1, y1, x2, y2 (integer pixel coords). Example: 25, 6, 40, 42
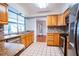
0, 3, 8, 24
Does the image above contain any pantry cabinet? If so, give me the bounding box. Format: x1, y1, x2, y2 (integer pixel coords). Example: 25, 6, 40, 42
0, 3, 8, 24
47, 33, 60, 46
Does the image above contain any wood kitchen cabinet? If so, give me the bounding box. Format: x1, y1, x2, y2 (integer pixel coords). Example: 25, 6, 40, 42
51, 15, 57, 26
47, 15, 57, 26
57, 9, 70, 26
47, 10, 70, 26
47, 16, 52, 26
52, 33, 59, 46
21, 32, 34, 47
58, 14, 66, 26
0, 3, 8, 24
20, 34, 27, 46
47, 33, 60, 46
47, 33, 53, 46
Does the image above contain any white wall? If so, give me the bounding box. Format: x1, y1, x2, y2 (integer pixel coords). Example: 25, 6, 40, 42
26, 18, 37, 42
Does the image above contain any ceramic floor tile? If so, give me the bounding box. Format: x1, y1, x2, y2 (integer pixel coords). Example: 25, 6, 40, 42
20, 42, 63, 56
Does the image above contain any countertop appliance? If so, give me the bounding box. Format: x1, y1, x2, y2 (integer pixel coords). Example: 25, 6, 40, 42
69, 4, 79, 56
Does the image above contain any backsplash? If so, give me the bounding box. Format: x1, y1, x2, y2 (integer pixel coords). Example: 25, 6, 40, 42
47, 27, 66, 33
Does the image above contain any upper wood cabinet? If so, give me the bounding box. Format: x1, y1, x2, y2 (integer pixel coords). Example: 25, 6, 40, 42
47, 16, 52, 26
0, 3, 8, 24
47, 9, 69, 26
51, 15, 57, 26
58, 14, 66, 26
47, 15, 65, 26
47, 15, 57, 26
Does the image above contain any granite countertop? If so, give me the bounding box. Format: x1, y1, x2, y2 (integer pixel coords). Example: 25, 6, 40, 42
47, 32, 69, 34
0, 31, 34, 41
4, 34, 20, 39
0, 42, 25, 56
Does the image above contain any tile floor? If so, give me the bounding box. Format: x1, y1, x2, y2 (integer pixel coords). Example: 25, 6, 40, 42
20, 42, 63, 56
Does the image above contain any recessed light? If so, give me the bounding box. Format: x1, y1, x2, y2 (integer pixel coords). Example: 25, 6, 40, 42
35, 3, 48, 8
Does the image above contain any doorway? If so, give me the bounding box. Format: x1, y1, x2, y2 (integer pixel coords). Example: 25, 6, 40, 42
36, 20, 46, 42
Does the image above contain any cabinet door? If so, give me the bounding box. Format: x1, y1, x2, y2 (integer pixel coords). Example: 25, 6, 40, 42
53, 33, 59, 46
47, 40, 53, 46
47, 33, 53, 40
58, 14, 66, 26
58, 14, 64, 26
51, 15, 57, 26
21, 35, 26, 46
47, 16, 52, 26
47, 33, 53, 45
0, 4, 8, 24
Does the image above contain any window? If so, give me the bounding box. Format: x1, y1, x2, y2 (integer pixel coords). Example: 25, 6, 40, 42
8, 23, 18, 34
18, 15, 25, 32
4, 7, 26, 35
4, 25, 8, 34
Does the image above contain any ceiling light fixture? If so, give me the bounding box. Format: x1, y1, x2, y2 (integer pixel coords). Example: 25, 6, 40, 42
35, 3, 48, 8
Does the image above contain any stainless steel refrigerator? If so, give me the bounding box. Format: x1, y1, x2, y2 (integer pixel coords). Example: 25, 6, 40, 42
68, 4, 79, 56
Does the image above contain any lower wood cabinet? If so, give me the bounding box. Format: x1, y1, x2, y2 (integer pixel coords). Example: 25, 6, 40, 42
20, 32, 34, 47
47, 40, 54, 46
47, 33, 61, 46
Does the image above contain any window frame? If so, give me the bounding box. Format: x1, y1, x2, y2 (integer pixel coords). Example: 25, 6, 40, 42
4, 7, 26, 35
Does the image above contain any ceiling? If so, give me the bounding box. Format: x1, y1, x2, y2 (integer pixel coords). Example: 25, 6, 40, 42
9, 3, 74, 17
